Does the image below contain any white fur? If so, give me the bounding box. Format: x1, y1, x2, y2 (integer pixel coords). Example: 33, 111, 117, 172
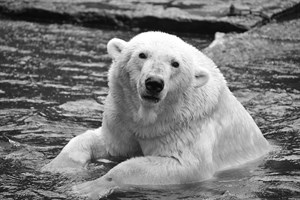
44, 31, 270, 199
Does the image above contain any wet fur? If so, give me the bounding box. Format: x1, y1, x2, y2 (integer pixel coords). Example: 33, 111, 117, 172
44, 32, 270, 199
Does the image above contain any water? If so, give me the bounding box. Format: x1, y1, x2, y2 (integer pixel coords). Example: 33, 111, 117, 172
0, 19, 299, 199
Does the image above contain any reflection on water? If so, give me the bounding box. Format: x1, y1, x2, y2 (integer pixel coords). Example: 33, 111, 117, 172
0, 19, 299, 199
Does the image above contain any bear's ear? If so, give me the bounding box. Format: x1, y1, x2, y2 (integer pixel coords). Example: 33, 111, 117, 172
194, 67, 210, 88
107, 38, 127, 60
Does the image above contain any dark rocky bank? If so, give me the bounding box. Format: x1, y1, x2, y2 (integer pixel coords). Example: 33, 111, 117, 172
0, 0, 300, 33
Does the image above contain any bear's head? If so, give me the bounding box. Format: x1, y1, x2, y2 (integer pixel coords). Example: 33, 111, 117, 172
107, 32, 224, 124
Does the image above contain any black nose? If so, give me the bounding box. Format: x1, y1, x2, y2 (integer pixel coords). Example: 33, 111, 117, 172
145, 77, 164, 93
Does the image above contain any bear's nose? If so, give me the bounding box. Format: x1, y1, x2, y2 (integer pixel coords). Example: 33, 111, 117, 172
145, 77, 164, 93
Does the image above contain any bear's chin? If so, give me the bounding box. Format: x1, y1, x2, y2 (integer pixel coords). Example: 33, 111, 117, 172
134, 105, 158, 125
133, 94, 164, 125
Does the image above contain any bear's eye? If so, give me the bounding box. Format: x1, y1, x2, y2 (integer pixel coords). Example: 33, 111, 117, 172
139, 53, 147, 59
171, 61, 179, 68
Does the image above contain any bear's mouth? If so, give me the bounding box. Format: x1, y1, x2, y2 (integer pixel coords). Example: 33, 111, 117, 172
141, 95, 160, 103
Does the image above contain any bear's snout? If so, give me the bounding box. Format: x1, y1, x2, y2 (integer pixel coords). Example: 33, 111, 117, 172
145, 76, 164, 94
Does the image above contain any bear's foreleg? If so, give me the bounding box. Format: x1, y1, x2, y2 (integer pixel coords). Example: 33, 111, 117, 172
73, 156, 203, 199
42, 127, 108, 173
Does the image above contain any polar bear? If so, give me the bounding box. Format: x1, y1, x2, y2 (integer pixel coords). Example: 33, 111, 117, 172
43, 31, 270, 199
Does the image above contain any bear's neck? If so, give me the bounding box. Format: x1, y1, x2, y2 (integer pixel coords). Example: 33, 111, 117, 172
114, 90, 208, 139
